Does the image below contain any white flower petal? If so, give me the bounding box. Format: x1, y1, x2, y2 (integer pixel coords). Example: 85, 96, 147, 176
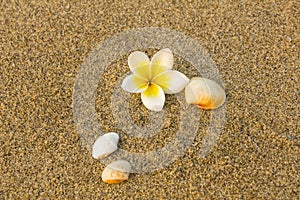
153, 70, 189, 94
128, 51, 150, 70
141, 84, 165, 111
151, 48, 173, 69
131, 64, 151, 80
150, 64, 169, 80
121, 74, 148, 93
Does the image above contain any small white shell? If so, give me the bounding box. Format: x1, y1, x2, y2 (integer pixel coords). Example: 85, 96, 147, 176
185, 77, 226, 109
101, 160, 131, 184
92, 132, 119, 159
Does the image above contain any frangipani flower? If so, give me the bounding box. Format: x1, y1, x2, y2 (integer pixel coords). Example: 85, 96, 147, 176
121, 48, 189, 111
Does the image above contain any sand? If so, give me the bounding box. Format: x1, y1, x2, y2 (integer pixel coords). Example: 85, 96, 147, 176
1, 0, 299, 199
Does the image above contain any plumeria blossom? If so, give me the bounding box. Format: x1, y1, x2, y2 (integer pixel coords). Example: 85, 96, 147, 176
121, 48, 189, 111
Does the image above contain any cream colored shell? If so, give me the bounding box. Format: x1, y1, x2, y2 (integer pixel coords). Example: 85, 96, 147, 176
92, 132, 119, 159
101, 160, 131, 184
185, 77, 226, 109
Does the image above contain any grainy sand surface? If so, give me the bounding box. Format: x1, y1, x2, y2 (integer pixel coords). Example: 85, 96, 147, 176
1, 0, 299, 199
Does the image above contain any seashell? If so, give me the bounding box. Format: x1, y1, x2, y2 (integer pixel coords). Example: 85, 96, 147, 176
101, 160, 131, 184
92, 132, 119, 159
185, 77, 226, 109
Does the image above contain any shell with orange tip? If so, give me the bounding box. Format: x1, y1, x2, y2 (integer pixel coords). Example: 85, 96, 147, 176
101, 160, 131, 184
185, 77, 226, 109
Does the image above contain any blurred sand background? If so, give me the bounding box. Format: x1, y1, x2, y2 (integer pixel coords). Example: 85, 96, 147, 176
1, 0, 299, 199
